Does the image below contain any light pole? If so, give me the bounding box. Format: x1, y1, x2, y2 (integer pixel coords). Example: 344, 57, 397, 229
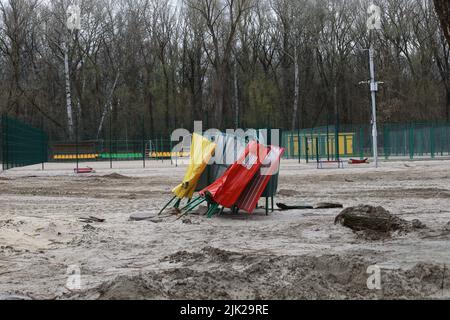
66, 3, 81, 171
366, 4, 382, 168
369, 43, 378, 168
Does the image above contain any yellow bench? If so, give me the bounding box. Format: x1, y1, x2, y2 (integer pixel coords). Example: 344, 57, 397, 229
53, 154, 99, 160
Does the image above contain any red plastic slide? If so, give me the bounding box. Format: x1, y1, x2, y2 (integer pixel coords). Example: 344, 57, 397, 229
200, 141, 268, 209
235, 146, 285, 213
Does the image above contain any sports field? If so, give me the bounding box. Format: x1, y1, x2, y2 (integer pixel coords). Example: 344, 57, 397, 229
1, 160, 450, 299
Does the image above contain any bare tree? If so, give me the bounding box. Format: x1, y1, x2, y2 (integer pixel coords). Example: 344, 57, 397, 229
434, 0, 450, 46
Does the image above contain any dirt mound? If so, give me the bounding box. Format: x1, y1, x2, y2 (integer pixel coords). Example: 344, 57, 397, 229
315, 203, 344, 209
102, 173, 132, 180
93, 274, 165, 300
73, 248, 449, 300
335, 205, 426, 239
0, 295, 32, 300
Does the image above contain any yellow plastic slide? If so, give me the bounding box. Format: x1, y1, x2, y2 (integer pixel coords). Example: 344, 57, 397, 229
172, 133, 217, 200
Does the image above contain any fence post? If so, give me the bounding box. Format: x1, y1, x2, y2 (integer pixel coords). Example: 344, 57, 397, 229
42, 133, 46, 171
383, 125, 389, 160
1, 114, 5, 171
297, 129, 301, 163
430, 124, 435, 159
161, 136, 164, 163
326, 123, 330, 161
109, 112, 113, 169
3, 114, 8, 170
142, 119, 146, 168
169, 136, 173, 166
75, 112, 79, 172
335, 121, 340, 161
290, 132, 294, 159
316, 137, 320, 163
359, 126, 364, 160
409, 124, 414, 160
305, 136, 309, 163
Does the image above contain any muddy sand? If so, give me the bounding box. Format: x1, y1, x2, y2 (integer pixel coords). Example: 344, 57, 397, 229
1, 159, 450, 299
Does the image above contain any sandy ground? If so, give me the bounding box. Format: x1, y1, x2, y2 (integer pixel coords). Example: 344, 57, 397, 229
1, 159, 450, 300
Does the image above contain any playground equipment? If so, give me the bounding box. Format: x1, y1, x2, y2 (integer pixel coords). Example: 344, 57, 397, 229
74, 167, 95, 174
316, 159, 345, 169
158, 133, 217, 215
178, 141, 284, 218
51, 139, 190, 164
234, 145, 285, 214
348, 158, 369, 165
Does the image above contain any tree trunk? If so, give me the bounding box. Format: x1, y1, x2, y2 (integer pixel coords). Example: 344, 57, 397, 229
434, 0, 450, 47
96, 72, 120, 139
162, 64, 170, 133
213, 64, 226, 129
63, 41, 74, 140
291, 45, 300, 131
147, 91, 155, 138
234, 60, 239, 129
446, 87, 450, 121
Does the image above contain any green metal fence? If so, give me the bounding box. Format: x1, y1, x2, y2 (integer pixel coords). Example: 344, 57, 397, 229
1, 114, 48, 170
282, 122, 450, 161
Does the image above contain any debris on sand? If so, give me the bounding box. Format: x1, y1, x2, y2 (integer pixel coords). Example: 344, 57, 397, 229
83, 224, 97, 232
79, 216, 105, 224
166, 208, 181, 216
0, 177, 11, 181
276, 203, 343, 211
315, 203, 344, 209
182, 219, 192, 224
335, 205, 426, 239
129, 212, 154, 221
102, 173, 132, 180
277, 203, 313, 211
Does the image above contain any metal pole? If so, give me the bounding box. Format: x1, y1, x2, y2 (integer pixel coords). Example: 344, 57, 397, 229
1, 114, 5, 171
305, 136, 309, 163
297, 129, 301, 163
316, 137, 320, 164
142, 118, 146, 169
3, 114, 8, 170
369, 43, 379, 168
326, 116, 330, 161
41, 116, 45, 171
161, 136, 164, 163
76, 110, 79, 172
334, 85, 340, 161
109, 111, 112, 169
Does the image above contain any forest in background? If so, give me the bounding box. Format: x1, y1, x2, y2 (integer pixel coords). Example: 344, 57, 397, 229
0, 0, 449, 141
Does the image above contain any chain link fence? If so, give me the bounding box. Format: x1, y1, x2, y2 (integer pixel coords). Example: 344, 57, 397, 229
282, 122, 450, 161
1, 114, 48, 170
